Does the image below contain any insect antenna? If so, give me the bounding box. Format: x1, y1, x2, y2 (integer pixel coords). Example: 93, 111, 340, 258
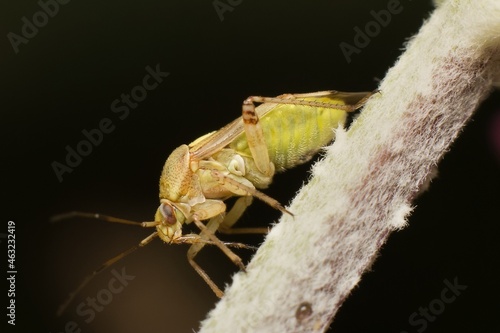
51, 211, 159, 316
51, 212, 256, 315
55, 231, 158, 316
50, 211, 158, 227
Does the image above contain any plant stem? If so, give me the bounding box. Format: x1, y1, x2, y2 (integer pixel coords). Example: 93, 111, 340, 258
199, 1, 500, 332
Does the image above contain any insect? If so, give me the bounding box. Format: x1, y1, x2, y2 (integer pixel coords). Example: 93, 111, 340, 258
52, 90, 375, 315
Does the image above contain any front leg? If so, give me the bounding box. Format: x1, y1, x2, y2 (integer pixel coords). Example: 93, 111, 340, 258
189, 199, 245, 270
218, 196, 268, 234
186, 200, 246, 298
187, 214, 226, 298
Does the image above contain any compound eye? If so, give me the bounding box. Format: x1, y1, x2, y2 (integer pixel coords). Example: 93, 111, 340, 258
159, 203, 177, 225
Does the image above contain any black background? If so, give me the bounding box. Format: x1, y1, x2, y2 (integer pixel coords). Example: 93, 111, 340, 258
2, 0, 500, 332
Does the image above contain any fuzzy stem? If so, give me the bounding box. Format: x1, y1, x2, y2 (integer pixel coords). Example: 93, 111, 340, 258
199, 1, 500, 332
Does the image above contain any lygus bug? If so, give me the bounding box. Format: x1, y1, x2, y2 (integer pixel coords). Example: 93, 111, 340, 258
52, 90, 375, 314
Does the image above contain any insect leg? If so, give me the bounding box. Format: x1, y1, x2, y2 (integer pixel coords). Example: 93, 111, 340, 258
192, 216, 246, 271
242, 98, 274, 176
57, 232, 158, 316
211, 169, 293, 216
245, 94, 355, 112
187, 254, 224, 298
346, 90, 380, 110
218, 196, 268, 234
184, 196, 261, 285
290, 90, 380, 110
187, 215, 226, 298
187, 213, 253, 298
245, 89, 379, 113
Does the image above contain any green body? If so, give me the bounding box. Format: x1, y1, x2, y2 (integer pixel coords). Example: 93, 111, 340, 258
229, 96, 348, 172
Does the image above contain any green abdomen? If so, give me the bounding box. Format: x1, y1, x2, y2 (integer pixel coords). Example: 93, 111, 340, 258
230, 102, 347, 172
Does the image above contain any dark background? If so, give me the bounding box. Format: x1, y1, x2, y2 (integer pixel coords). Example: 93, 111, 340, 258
2, 0, 500, 332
